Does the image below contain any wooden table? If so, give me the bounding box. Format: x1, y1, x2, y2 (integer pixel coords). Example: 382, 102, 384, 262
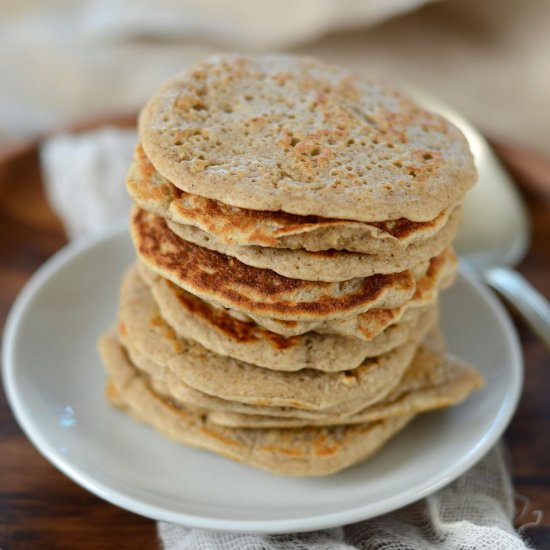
0, 129, 548, 549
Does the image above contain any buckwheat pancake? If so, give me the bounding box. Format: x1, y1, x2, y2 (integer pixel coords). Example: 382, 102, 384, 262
139, 263, 438, 371
165, 206, 461, 281
140, 334, 482, 429
126, 344, 397, 420
139, 54, 476, 223
205, 345, 484, 428
119, 268, 423, 410
100, 332, 415, 476
131, 207, 418, 321
123, 331, 482, 427
127, 144, 455, 254
245, 247, 457, 339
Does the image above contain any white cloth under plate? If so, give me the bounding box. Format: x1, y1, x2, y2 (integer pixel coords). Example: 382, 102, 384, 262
39, 128, 538, 549
40, 127, 136, 240
157, 445, 532, 550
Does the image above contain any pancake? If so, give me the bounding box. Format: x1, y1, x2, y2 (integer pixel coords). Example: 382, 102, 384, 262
205, 344, 484, 428
139, 54, 476, 223
126, 345, 397, 420
165, 205, 462, 281
131, 206, 418, 321
99, 52, 478, 477
139, 262, 438, 372
127, 143, 455, 254
245, 247, 457, 339
123, 330, 482, 426
118, 268, 425, 410
100, 331, 415, 476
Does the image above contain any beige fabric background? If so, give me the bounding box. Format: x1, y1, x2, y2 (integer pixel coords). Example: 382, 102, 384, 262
1, 0, 549, 157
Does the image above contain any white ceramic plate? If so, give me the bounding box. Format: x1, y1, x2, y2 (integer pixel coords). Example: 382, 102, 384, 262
2, 224, 522, 533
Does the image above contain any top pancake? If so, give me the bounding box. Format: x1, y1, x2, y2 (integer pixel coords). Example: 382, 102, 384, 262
127, 144, 455, 254
139, 54, 476, 222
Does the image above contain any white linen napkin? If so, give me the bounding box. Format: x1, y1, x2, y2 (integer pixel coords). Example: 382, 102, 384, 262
41, 127, 136, 240
39, 128, 538, 550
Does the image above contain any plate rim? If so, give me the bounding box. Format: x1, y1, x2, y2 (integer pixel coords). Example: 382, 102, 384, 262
2, 223, 523, 533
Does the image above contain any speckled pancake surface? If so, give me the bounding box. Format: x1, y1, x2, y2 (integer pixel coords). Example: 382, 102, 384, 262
131, 207, 418, 321
139, 54, 475, 222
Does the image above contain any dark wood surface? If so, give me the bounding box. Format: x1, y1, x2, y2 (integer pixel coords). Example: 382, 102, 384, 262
0, 127, 548, 549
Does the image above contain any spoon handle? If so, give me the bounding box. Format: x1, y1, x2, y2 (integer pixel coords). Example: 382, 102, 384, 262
484, 266, 550, 351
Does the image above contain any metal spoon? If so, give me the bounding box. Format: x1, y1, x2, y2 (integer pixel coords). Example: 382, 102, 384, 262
409, 89, 550, 350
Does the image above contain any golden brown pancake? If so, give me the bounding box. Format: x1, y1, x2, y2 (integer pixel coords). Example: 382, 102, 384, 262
127, 143, 456, 254
118, 267, 425, 410
244, 247, 457, 339
139, 262, 438, 371
139, 55, 476, 222
165, 207, 461, 281
130, 206, 418, 321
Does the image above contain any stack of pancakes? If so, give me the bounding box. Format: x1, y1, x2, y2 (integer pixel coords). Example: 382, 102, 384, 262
99, 55, 484, 476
